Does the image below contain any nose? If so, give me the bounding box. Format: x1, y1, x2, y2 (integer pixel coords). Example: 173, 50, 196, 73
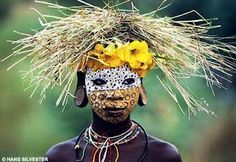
106, 90, 124, 100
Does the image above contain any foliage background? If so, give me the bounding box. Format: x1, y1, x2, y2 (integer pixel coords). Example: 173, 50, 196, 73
0, 0, 236, 162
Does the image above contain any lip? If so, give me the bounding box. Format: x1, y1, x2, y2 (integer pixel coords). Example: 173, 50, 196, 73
104, 108, 124, 116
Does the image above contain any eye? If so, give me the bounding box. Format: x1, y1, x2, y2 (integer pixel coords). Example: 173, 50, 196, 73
122, 78, 135, 85
92, 79, 107, 86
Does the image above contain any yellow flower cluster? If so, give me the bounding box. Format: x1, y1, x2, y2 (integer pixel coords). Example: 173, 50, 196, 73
87, 40, 155, 77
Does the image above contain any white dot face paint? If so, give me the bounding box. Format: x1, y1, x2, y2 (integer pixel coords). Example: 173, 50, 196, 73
85, 65, 141, 95
85, 65, 142, 123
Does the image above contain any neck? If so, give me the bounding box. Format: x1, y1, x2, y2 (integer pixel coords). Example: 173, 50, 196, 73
92, 111, 132, 137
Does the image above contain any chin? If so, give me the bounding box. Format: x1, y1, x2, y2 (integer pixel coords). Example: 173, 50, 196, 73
102, 114, 128, 124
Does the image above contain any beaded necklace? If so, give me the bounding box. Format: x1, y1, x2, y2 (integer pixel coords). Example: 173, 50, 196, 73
75, 122, 139, 162
75, 120, 148, 162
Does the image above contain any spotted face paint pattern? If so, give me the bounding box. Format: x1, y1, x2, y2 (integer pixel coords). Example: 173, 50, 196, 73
88, 87, 140, 124
85, 66, 141, 123
85, 65, 141, 95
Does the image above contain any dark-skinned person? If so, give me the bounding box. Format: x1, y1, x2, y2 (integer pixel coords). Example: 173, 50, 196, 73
5, 1, 236, 162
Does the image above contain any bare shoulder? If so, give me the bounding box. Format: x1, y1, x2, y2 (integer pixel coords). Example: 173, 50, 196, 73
45, 137, 77, 162
146, 135, 182, 162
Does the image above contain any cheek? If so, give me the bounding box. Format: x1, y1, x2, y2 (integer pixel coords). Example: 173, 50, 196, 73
88, 92, 106, 109
123, 87, 140, 110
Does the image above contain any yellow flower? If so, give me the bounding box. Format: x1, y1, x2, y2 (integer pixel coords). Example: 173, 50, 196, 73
94, 44, 105, 54
116, 44, 131, 62
130, 40, 150, 63
128, 56, 141, 69
134, 69, 147, 77
133, 54, 155, 77
87, 46, 105, 70
98, 44, 122, 67
86, 40, 156, 77
87, 56, 104, 71
125, 40, 152, 69
104, 44, 116, 55
139, 63, 149, 70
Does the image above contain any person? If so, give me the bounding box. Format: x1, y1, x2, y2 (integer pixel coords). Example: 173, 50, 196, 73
45, 60, 182, 162
6, 1, 236, 162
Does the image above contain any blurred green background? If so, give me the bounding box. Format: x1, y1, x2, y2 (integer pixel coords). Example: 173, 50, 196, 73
0, 0, 236, 162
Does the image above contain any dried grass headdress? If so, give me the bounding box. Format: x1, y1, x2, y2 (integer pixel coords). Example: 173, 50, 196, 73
3, 0, 236, 115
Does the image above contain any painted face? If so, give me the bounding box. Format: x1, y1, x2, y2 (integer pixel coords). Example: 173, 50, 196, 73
85, 65, 141, 123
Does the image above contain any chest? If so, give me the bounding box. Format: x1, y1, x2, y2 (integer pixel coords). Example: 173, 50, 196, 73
75, 139, 146, 162
62, 134, 163, 162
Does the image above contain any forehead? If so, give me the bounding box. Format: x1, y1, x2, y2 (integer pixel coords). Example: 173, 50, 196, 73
86, 65, 139, 79
85, 66, 141, 94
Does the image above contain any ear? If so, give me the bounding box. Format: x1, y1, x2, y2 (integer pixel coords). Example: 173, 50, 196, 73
138, 85, 147, 106
74, 72, 88, 108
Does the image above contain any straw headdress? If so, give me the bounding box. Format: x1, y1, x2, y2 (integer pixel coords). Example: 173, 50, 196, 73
3, 0, 236, 116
